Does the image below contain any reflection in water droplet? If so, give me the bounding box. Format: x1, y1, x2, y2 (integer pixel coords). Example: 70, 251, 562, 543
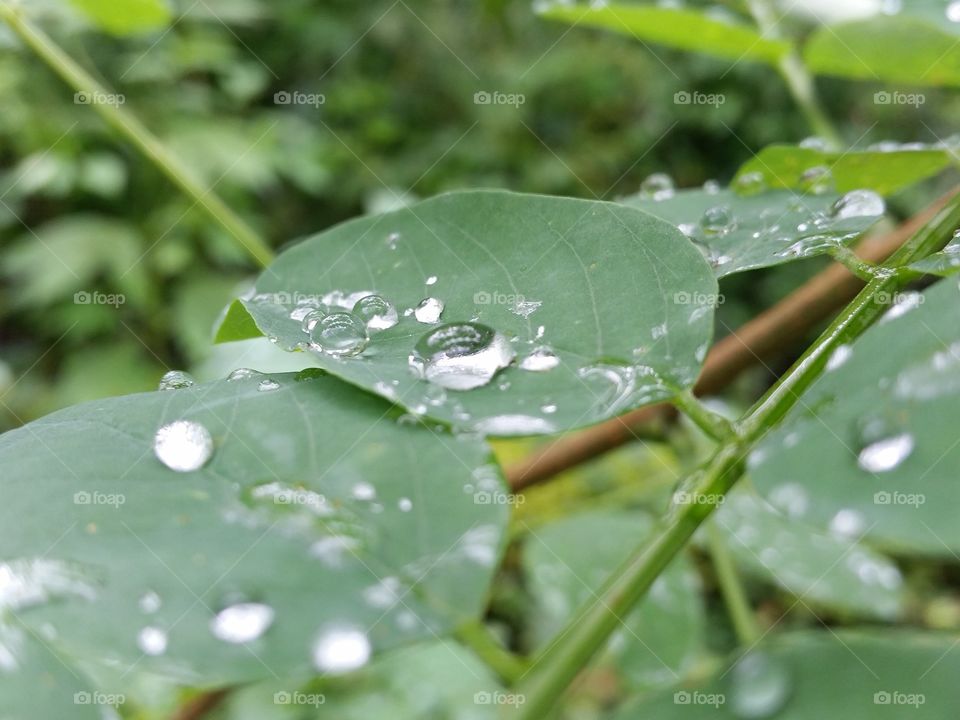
414, 297, 444, 324
830, 189, 885, 219
353, 295, 398, 330
158, 370, 195, 391
520, 346, 560, 372
137, 626, 168, 656
227, 368, 262, 382
310, 313, 369, 357
857, 433, 914, 473
258, 378, 280, 392
153, 420, 213, 472
730, 651, 791, 719
210, 602, 275, 644
312, 626, 371, 674
411, 322, 514, 390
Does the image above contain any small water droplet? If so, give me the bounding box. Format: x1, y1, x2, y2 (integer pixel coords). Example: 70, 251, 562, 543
858, 433, 914, 473
153, 420, 213, 472
398, 497, 413, 512
639, 172, 674, 201
310, 313, 369, 357
829, 508, 866, 538
730, 651, 791, 719
510, 298, 542, 319
800, 165, 834, 195
734, 171, 766, 196
425, 275, 438, 286
139, 590, 162, 614
312, 626, 371, 674
210, 602, 275, 644
411, 322, 515, 391
414, 297, 444, 324
351, 482, 377, 501
519, 346, 560, 372
700, 205, 735, 237
158, 370, 195, 391
137, 626, 168, 656
227, 368, 262, 382
258, 378, 280, 392
353, 294, 398, 331
386, 232, 401, 250
830, 189, 885, 219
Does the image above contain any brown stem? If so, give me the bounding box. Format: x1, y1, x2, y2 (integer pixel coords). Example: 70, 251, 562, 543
506, 190, 956, 491
171, 689, 229, 720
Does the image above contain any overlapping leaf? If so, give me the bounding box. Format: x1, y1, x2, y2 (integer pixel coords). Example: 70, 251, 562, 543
67, 0, 171, 34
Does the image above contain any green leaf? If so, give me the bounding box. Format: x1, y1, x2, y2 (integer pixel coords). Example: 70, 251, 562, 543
67, 0, 171, 35
0, 625, 102, 720
623, 187, 883, 277
222, 642, 506, 720
714, 491, 904, 620
804, 11, 960, 87
523, 510, 703, 689
0, 373, 508, 686
613, 630, 960, 718
234, 190, 718, 436
909, 235, 960, 277
749, 278, 960, 555
733, 145, 953, 197
215, 299, 264, 343
536, 3, 790, 65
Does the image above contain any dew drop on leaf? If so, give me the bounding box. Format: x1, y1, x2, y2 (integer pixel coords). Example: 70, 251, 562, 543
410, 322, 515, 391
210, 602, 275, 644
227, 368, 262, 382
520, 346, 560, 372
730, 651, 791, 719
258, 378, 280, 392
137, 626, 168, 656
353, 295, 398, 330
158, 370, 195, 391
310, 313, 369, 357
857, 433, 914, 473
700, 205, 735, 238
311, 626, 371, 674
829, 508, 866, 538
734, 171, 766, 196
413, 297, 445, 324
301, 308, 328, 333
153, 420, 213, 472
830, 189, 885, 219
799, 165, 834, 195
639, 172, 674, 201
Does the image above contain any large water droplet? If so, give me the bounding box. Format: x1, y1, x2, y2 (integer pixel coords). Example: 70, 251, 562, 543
411, 322, 514, 391
312, 626, 371, 674
520, 346, 560, 372
210, 602, 275, 644
153, 420, 213, 472
353, 295, 398, 330
414, 297, 444, 324
227, 368, 262, 382
730, 651, 791, 719
137, 626, 168, 656
258, 378, 280, 392
301, 308, 327, 333
158, 370, 195, 391
310, 313, 369, 357
830, 189, 885, 219
858, 433, 914, 473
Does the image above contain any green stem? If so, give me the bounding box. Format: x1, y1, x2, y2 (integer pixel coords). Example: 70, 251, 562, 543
828, 245, 884, 282
744, 0, 843, 149
705, 519, 760, 646
455, 621, 528, 685
0, 3, 274, 268
512, 191, 960, 720
673, 390, 735, 442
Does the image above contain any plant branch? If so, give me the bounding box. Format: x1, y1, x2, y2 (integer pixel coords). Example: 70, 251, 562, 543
673, 390, 734, 442
505, 189, 956, 491
0, 3, 274, 268
512, 191, 960, 719
455, 621, 529, 684
705, 519, 760, 646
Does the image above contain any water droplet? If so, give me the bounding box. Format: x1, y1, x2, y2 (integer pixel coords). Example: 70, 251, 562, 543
510, 298, 542, 319
639, 172, 674, 201
799, 136, 830, 151
301, 308, 327, 333
830, 189, 885, 219
730, 651, 791, 719
881, 291, 922, 322
414, 297, 444, 324
829, 508, 866, 538
312, 626, 371, 674
0, 559, 96, 612
411, 322, 515, 391
258, 378, 280, 392
541, 403, 557, 414
210, 602, 275, 644
734, 171, 766, 196
767, 482, 810, 519
153, 420, 213, 472
703, 179, 721, 194
800, 165, 834, 195
310, 313, 369, 357
353, 295, 398, 331
137, 626, 168, 656
425, 275, 438, 286
351, 482, 376, 501
139, 590, 162, 614
310, 535, 361, 567
398, 497, 413, 512
158, 370, 195, 391
227, 368, 262, 382
700, 205, 735, 237
519, 346, 560, 372
948, 1, 960, 22
858, 433, 914, 473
